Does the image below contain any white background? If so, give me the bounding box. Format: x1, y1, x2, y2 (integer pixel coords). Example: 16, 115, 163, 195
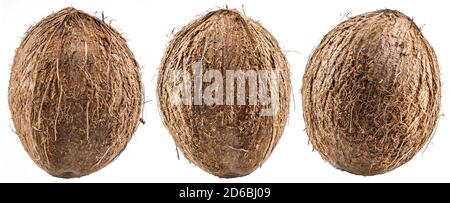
0, 0, 448, 183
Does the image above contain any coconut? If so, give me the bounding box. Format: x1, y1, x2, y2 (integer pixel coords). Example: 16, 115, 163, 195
157, 9, 290, 178
302, 9, 441, 175
8, 7, 143, 178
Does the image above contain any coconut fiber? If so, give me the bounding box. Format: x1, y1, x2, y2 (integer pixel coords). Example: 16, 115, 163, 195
302, 9, 441, 175
157, 9, 291, 178
8, 7, 143, 178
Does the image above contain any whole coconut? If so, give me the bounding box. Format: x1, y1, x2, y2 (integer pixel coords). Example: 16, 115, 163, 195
157, 9, 290, 178
302, 9, 440, 175
9, 8, 143, 178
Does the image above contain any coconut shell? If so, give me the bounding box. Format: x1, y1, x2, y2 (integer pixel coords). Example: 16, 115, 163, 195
302, 9, 441, 175
157, 9, 290, 178
8, 7, 143, 178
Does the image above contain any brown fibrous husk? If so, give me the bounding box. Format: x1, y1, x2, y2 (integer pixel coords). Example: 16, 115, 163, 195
8, 7, 143, 178
157, 9, 291, 178
302, 9, 441, 176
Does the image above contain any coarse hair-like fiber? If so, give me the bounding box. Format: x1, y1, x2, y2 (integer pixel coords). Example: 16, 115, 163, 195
302, 9, 441, 176
157, 9, 291, 178
8, 7, 143, 178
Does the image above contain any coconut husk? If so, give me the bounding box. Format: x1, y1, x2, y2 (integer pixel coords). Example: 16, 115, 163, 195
302, 9, 441, 176
157, 9, 291, 178
8, 7, 143, 178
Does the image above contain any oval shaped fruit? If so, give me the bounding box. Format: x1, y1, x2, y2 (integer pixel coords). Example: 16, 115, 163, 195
158, 9, 291, 178
302, 9, 441, 175
8, 8, 143, 178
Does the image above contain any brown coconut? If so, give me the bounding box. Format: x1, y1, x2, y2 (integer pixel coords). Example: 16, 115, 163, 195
302, 9, 441, 176
157, 9, 290, 178
8, 7, 143, 178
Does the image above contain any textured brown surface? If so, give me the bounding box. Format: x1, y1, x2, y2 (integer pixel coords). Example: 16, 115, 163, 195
158, 9, 290, 178
9, 7, 143, 178
302, 9, 441, 176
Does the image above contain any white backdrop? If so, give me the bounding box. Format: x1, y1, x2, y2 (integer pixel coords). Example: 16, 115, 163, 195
0, 0, 448, 183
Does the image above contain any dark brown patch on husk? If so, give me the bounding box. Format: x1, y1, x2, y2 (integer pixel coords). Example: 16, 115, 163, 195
157, 9, 290, 178
302, 9, 441, 176
8, 7, 143, 178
